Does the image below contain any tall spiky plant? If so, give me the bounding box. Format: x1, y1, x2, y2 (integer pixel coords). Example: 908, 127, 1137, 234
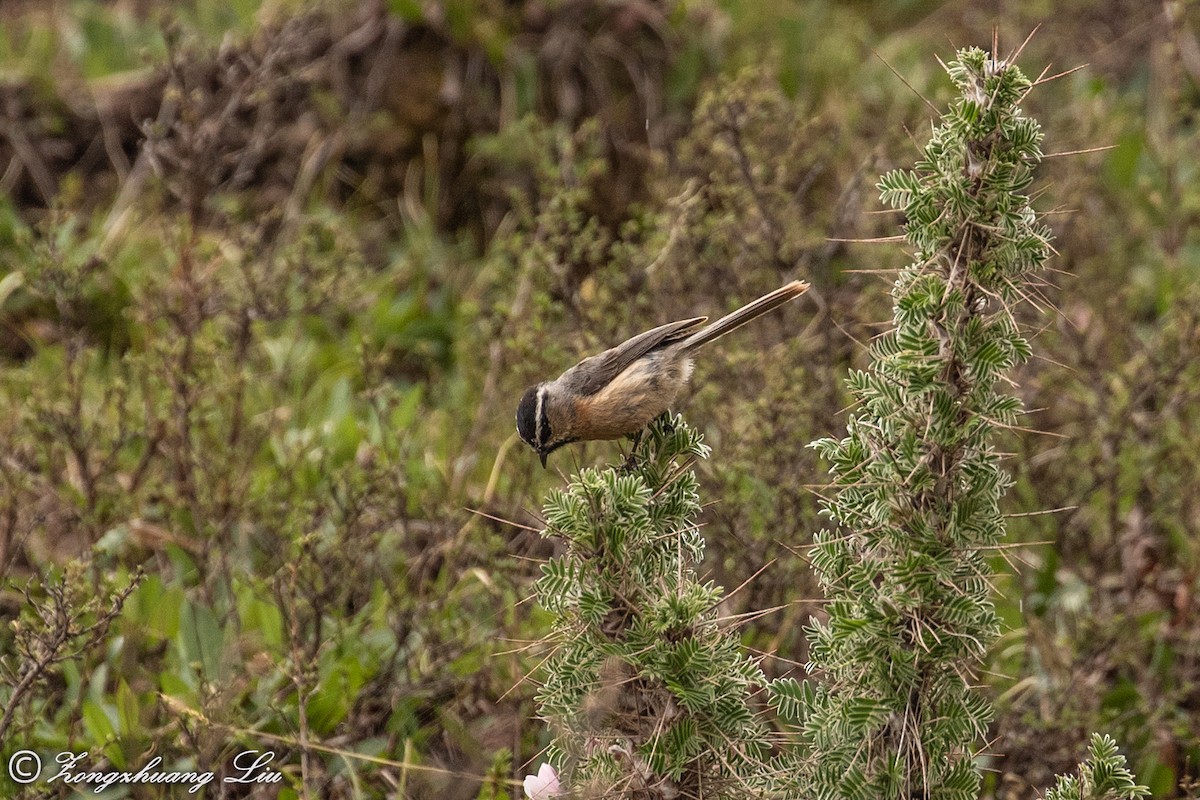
533, 417, 771, 799
769, 47, 1052, 800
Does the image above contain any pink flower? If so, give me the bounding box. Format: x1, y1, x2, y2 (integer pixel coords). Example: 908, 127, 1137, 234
523, 763, 562, 799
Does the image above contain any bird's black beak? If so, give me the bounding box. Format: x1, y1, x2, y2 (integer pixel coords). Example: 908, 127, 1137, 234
539, 451, 549, 469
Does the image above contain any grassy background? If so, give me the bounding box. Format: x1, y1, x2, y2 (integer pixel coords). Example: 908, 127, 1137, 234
1, 1, 1197, 797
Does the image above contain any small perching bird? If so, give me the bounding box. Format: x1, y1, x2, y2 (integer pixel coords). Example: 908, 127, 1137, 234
516, 280, 809, 467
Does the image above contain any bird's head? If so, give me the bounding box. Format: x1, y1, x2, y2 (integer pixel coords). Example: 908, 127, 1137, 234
516, 384, 575, 468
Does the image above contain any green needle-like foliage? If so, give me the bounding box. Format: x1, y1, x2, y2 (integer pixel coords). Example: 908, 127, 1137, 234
1044, 735, 1150, 800
772, 48, 1052, 800
534, 417, 771, 799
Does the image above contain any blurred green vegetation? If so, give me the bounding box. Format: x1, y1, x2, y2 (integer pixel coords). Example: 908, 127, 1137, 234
0, 1, 1197, 798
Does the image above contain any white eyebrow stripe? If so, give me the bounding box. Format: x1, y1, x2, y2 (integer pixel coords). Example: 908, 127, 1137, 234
535, 386, 546, 447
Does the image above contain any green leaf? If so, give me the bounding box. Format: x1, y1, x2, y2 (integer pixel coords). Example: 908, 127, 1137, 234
83, 698, 118, 746
115, 680, 140, 735
177, 600, 224, 680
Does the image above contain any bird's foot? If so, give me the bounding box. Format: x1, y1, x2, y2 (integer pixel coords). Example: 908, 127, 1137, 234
620, 429, 645, 472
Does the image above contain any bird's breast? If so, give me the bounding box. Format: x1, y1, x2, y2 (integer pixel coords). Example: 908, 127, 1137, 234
577, 354, 692, 440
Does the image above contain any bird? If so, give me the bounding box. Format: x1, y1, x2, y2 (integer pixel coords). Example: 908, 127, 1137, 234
516, 280, 809, 467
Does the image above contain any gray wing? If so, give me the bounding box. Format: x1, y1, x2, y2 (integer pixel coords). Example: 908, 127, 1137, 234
561, 317, 707, 397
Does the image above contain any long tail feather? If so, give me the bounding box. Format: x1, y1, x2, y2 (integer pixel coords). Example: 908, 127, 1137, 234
679, 280, 809, 351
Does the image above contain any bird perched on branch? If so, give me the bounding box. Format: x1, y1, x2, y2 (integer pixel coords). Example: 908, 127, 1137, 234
516, 281, 809, 467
